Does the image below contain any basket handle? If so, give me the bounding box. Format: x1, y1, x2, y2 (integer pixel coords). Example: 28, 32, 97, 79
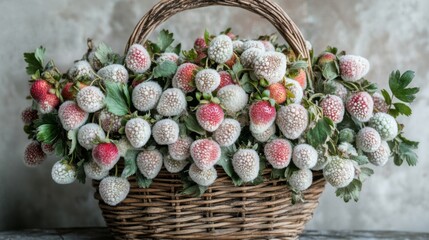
126, 0, 312, 75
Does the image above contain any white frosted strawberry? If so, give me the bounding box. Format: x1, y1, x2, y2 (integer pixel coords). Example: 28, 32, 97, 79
323, 157, 355, 188
369, 112, 398, 141
196, 103, 224, 132
252, 123, 276, 142
285, 78, 303, 104
249, 100, 276, 134
190, 139, 221, 170
276, 104, 308, 140
98, 109, 122, 133
51, 160, 77, 184
339, 55, 370, 81
288, 169, 313, 191
213, 118, 241, 147
242, 40, 265, 51
260, 40, 275, 52
68, 60, 94, 81
208, 34, 233, 64
217, 85, 248, 114
156, 88, 187, 117
84, 160, 109, 180
125, 44, 151, 73
164, 155, 189, 173
366, 141, 391, 166
78, 123, 106, 150
168, 136, 193, 161
195, 69, 221, 93
311, 148, 330, 171
232, 149, 260, 182
99, 176, 130, 206
76, 86, 105, 113
156, 52, 179, 65
58, 101, 89, 131
92, 142, 120, 170
188, 163, 217, 187
356, 127, 381, 153
172, 63, 198, 93
23, 141, 46, 167
132, 81, 162, 112
232, 40, 244, 53
292, 144, 318, 169
152, 119, 179, 145
320, 95, 345, 124
346, 92, 374, 122
125, 118, 151, 148
136, 149, 163, 179
253, 52, 287, 85
264, 139, 292, 169
241, 48, 263, 68
98, 64, 129, 84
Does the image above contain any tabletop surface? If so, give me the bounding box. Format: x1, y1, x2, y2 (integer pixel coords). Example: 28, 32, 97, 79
1, 228, 429, 240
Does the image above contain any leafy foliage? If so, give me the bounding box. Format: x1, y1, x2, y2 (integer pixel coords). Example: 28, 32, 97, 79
121, 150, 139, 178
335, 179, 362, 202
136, 171, 153, 188
389, 70, 419, 103
390, 134, 419, 166
306, 117, 335, 147
153, 60, 178, 78
24, 46, 45, 75
105, 81, 130, 116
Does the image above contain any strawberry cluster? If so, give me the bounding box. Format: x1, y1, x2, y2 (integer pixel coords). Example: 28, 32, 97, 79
21, 29, 419, 205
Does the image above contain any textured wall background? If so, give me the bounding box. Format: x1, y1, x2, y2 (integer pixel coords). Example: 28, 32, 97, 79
1, 0, 428, 231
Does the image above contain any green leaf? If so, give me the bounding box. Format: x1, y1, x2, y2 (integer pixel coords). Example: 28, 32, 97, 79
306, 117, 335, 148
232, 62, 243, 75
398, 134, 419, 148
136, 170, 153, 188
157, 29, 175, 52
390, 134, 419, 167
393, 102, 412, 116
335, 179, 362, 202
152, 60, 178, 78
399, 142, 418, 166
54, 140, 67, 157
389, 70, 419, 103
182, 49, 198, 62
361, 80, 378, 94
105, 81, 129, 116
36, 124, 59, 144
289, 60, 308, 70
351, 154, 369, 165
183, 114, 205, 135
121, 150, 139, 178
322, 61, 338, 81
94, 42, 119, 66
24, 46, 45, 75
217, 146, 242, 186
381, 89, 392, 105
67, 129, 78, 155
166, 43, 181, 55
271, 168, 286, 179
204, 29, 211, 45
359, 167, 374, 182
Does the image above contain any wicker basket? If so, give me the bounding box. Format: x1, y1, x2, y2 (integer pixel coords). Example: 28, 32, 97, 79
93, 0, 325, 239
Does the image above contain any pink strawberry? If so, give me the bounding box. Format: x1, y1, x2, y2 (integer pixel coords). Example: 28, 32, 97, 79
292, 69, 307, 89
172, 63, 198, 93
226, 32, 236, 40
194, 37, 207, 52
30, 79, 50, 101
249, 100, 276, 134
38, 93, 60, 114
346, 92, 374, 122
92, 142, 120, 170
216, 71, 234, 91
196, 103, 224, 132
58, 101, 89, 131
266, 83, 286, 104
317, 52, 336, 67
21, 107, 38, 125
339, 55, 370, 81
61, 82, 87, 100
372, 92, 389, 113
320, 95, 345, 124
23, 141, 46, 167
190, 139, 221, 170
213, 118, 241, 147
125, 44, 151, 73
264, 139, 292, 169
168, 136, 193, 161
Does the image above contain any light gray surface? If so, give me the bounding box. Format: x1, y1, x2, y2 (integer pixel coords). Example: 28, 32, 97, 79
0, 0, 428, 231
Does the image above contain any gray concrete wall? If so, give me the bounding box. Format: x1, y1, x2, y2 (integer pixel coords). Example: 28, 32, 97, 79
1, 0, 428, 231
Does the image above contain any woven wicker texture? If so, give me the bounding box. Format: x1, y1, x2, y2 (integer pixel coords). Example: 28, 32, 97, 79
94, 0, 325, 239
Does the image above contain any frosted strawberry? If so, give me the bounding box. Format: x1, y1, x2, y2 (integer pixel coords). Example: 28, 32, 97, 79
156, 52, 179, 65
292, 144, 318, 169
320, 95, 345, 124
194, 37, 207, 52
164, 155, 189, 173
41, 143, 55, 155
213, 118, 241, 147
51, 160, 76, 184
196, 102, 224, 132
289, 169, 313, 191
216, 71, 234, 92
232, 149, 260, 182
241, 48, 263, 68
125, 44, 151, 73
172, 63, 198, 93
92, 142, 120, 170
369, 112, 398, 141
217, 85, 248, 114
76, 86, 105, 113
136, 149, 163, 179
190, 139, 221, 170
156, 88, 187, 116
266, 83, 286, 104
38, 93, 60, 114
260, 40, 275, 52
249, 100, 276, 134
356, 127, 381, 153
252, 123, 276, 142
132, 81, 162, 112
317, 52, 336, 67
242, 40, 265, 51
189, 163, 217, 187
99, 176, 130, 206
23, 141, 46, 167
21, 107, 38, 125
125, 118, 151, 148
366, 141, 391, 166
285, 78, 303, 104
325, 80, 348, 102
323, 157, 355, 188
339, 55, 370, 81
84, 160, 109, 180
253, 52, 287, 85
68, 60, 94, 81
152, 119, 179, 145
291, 69, 307, 89
99, 109, 122, 133
30, 79, 50, 101
195, 69, 221, 93
58, 101, 89, 131
372, 92, 389, 113
276, 104, 308, 140
168, 136, 193, 161
208, 35, 233, 64
232, 40, 244, 53
264, 139, 292, 169
78, 123, 106, 150
98, 64, 129, 84
61, 82, 87, 100
346, 92, 374, 122
87, 51, 103, 71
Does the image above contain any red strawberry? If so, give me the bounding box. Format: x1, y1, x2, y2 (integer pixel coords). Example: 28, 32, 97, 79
190, 139, 221, 170
317, 52, 336, 67
249, 100, 276, 134
61, 82, 87, 100
292, 69, 307, 89
92, 142, 120, 170
172, 63, 198, 93
30, 79, 51, 101
196, 103, 224, 132
194, 37, 207, 52
266, 83, 286, 104
225, 54, 237, 69
38, 93, 60, 114
21, 107, 38, 125
346, 92, 374, 122
216, 71, 234, 91
264, 139, 292, 169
